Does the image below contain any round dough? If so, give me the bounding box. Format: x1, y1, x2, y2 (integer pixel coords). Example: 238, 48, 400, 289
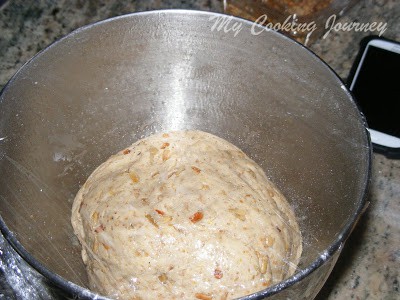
71, 130, 302, 300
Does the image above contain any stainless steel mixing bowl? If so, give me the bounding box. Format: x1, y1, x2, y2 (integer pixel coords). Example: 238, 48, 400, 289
0, 10, 371, 300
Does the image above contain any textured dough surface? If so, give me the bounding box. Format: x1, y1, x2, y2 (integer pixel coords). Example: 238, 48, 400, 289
71, 130, 302, 300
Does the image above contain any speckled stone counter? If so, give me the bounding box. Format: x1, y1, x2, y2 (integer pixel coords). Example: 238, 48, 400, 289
0, 1, 399, 299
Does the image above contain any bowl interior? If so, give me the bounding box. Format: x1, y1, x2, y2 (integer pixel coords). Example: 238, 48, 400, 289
0, 10, 370, 296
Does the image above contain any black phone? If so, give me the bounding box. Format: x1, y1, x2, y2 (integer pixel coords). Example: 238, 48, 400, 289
347, 36, 400, 158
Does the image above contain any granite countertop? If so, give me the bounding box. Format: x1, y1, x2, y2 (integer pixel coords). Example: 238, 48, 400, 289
0, 0, 399, 299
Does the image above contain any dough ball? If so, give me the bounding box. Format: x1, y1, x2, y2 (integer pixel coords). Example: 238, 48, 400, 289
71, 130, 302, 300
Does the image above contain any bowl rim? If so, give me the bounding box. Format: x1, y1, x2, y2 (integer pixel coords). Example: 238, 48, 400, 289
0, 8, 372, 300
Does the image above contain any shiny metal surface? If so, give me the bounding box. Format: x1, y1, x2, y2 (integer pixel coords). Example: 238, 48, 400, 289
0, 10, 370, 299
